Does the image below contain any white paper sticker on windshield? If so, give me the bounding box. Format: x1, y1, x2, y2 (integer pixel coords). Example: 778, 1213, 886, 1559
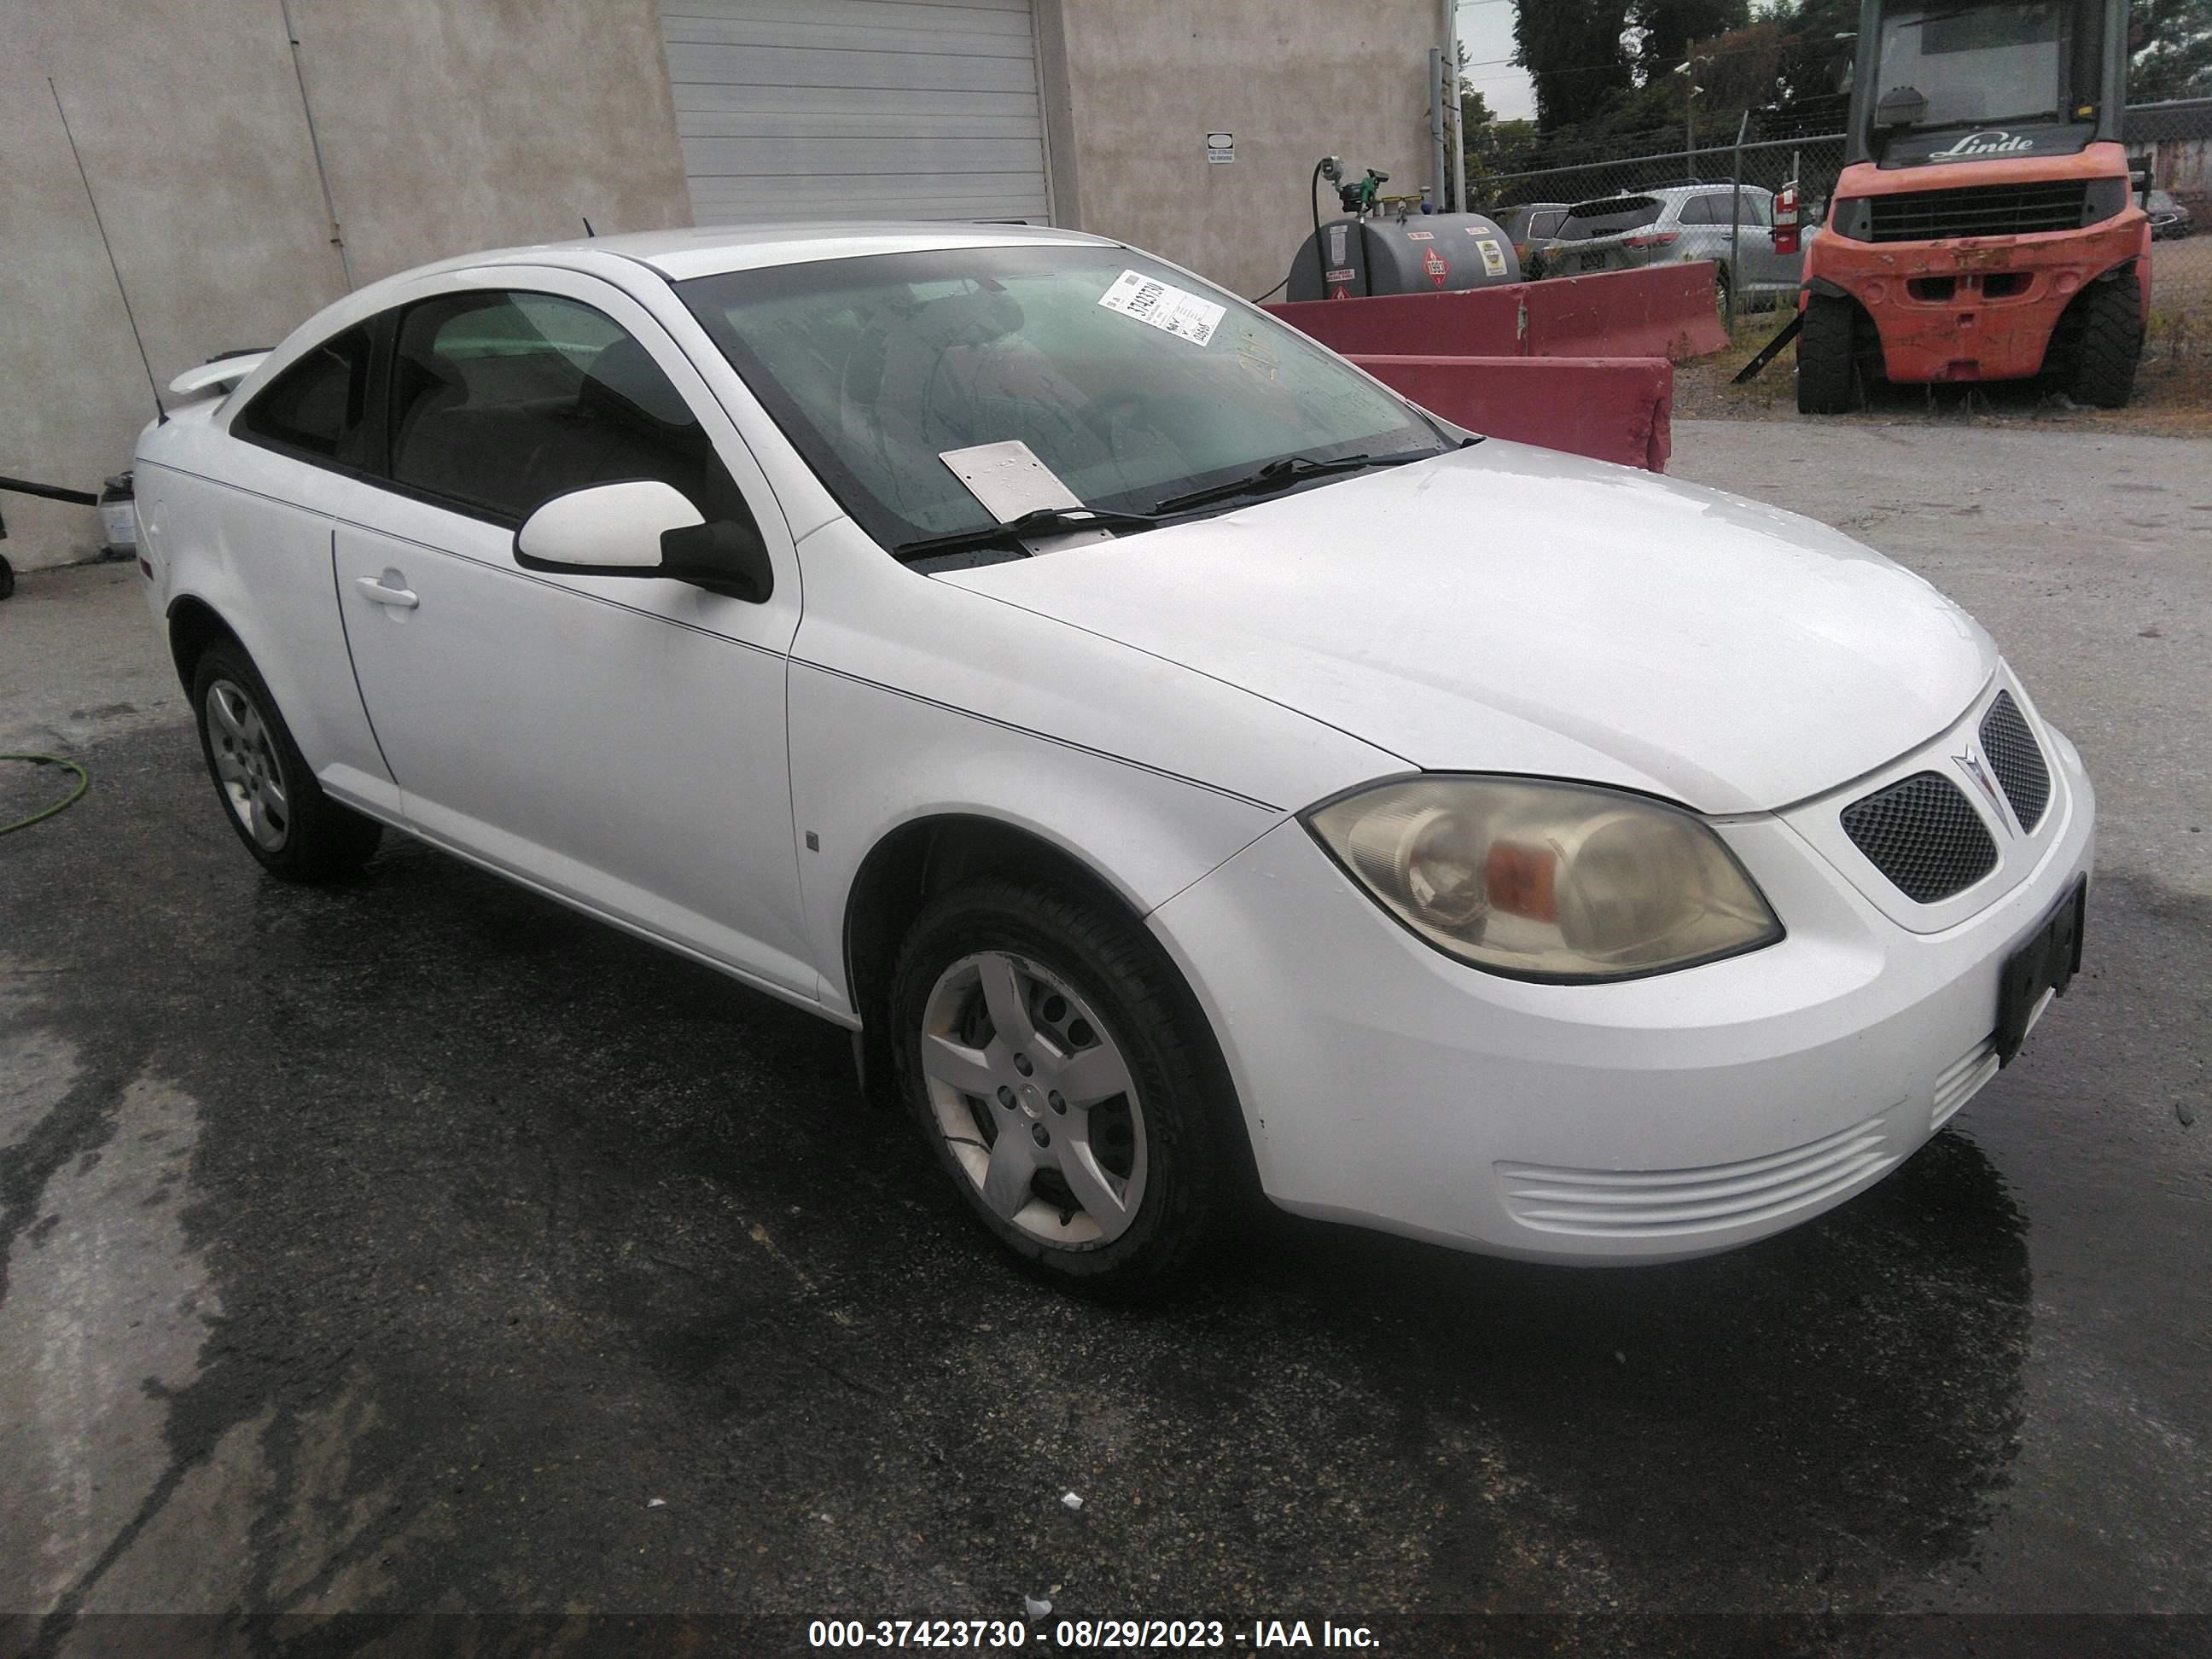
1097, 270, 1225, 347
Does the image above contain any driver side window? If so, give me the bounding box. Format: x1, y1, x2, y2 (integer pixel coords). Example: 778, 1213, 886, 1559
385, 289, 757, 533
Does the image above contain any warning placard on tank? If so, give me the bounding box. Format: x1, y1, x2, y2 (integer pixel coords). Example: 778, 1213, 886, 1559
1097, 270, 1225, 347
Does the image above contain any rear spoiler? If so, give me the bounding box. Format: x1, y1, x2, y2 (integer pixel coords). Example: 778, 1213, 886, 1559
168, 350, 270, 399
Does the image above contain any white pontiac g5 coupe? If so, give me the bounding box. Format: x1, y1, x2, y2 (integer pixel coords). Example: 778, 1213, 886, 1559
136, 224, 2093, 1294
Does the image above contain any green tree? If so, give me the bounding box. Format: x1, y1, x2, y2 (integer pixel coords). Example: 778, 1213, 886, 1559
1512, 1, 1635, 129
2131, 0, 2212, 100
1764, 0, 1860, 126
1630, 0, 1752, 78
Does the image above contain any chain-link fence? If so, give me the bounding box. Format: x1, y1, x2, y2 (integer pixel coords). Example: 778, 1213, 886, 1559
1471, 99, 2212, 364
2128, 97, 2212, 360
1474, 131, 1847, 335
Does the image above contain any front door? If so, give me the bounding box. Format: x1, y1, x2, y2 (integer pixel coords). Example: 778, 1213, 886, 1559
330, 276, 815, 998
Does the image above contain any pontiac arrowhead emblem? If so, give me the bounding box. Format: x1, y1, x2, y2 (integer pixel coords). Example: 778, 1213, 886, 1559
1953, 748, 2012, 832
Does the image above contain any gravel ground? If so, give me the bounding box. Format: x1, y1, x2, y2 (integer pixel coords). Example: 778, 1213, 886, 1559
1, 420, 2208, 1656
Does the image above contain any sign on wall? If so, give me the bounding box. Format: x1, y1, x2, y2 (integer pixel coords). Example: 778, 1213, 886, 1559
1206, 131, 1235, 164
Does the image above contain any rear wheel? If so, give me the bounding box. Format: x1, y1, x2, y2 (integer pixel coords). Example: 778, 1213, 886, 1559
1796, 292, 1865, 414
2065, 276, 2141, 409
191, 641, 381, 882
888, 876, 1236, 1297
1714, 268, 1732, 326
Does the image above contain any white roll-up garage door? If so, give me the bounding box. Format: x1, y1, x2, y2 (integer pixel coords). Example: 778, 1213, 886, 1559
660, 0, 1051, 226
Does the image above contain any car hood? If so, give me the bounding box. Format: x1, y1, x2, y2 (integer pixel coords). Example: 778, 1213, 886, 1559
937, 439, 1996, 814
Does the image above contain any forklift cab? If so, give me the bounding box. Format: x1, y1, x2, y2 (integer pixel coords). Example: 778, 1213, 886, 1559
1846, 0, 2127, 170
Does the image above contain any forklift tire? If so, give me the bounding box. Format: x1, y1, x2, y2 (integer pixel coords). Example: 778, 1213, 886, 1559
1796, 293, 1864, 414
2067, 278, 2141, 410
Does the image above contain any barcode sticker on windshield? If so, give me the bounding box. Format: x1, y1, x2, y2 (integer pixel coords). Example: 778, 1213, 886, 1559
1097, 270, 1225, 347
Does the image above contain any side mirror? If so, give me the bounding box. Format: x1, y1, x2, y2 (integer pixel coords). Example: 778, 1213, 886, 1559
514, 480, 773, 603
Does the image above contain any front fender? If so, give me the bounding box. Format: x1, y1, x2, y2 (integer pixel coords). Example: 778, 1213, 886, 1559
788, 656, 1285, 1021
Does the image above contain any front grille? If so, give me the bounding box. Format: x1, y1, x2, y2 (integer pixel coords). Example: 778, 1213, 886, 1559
1840, 771, 1998, 903
1978, 691, 2050, 831
1498, 1114, 1895, 1237
1868, 180, 2089, 242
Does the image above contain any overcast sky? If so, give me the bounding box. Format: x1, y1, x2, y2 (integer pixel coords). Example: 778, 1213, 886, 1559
1458, 0, 1537, 121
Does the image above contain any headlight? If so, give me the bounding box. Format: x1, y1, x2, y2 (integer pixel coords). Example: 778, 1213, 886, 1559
2080, 176, 2131, 226
1305, 776, 1783, 982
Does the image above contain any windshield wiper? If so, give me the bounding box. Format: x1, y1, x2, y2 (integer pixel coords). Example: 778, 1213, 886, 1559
890, 505, 1161, 564
1144, 448, 1441, 517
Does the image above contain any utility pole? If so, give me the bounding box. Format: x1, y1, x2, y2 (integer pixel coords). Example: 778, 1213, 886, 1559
1675, 49, 1714, 166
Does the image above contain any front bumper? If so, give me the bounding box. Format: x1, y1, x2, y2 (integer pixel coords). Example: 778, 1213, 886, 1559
1149, 684, 2095, 1264
1803, 215, 2150, 383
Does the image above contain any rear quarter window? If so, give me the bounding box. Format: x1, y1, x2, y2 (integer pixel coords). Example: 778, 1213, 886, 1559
234, 328, 371, 464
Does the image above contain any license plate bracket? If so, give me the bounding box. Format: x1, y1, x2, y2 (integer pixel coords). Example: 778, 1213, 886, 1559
1995, 876, 2086, 1067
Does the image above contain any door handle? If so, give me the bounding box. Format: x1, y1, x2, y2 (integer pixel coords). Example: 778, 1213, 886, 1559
354, 574, 419, 609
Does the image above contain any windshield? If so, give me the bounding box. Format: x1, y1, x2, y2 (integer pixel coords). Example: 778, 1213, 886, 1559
1871, 3, 2080, 131
678, 245, 1441, 550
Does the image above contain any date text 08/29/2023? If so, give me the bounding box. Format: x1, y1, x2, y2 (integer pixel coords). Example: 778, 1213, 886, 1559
805, 1616, 1379, 1649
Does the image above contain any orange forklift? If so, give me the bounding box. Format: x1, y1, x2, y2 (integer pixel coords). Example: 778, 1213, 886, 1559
1790, 0, 2150, 410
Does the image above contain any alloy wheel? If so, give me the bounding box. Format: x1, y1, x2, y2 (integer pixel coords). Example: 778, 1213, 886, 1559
918, 951, 1147, 1246
205, 679, 290, 851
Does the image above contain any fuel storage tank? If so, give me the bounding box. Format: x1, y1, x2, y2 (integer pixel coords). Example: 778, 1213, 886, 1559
1287, 212, 1522, 301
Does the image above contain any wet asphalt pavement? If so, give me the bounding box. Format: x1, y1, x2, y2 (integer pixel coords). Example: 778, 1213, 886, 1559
1, 421, 2209, 1656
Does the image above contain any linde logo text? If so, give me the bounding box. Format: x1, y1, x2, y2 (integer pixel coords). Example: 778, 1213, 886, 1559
1927, 130, 2036, 159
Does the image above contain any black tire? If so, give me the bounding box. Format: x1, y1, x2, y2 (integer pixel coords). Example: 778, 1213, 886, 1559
190, 640, 381, 882
2066, 276, 2141, 409
1714, 268, 1732, 327
1796, 292, 1865, 414
888, 876, 1239, 1297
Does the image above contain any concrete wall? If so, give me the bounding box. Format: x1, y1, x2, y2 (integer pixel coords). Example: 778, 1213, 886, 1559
2, 0, 1443, 574
1039, 0, 1445, 302
0, 0, 690, 573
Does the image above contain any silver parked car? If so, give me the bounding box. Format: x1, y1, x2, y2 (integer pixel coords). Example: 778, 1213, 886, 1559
2147, 189, 2194, 241
1494, 201, 1571, 276
1541, 184, 1807, 314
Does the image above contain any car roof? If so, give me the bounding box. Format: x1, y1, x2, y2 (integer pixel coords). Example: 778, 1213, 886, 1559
1560, 184, 1773, 215
405, 220, 1117, 284
235, 221, 1129, 380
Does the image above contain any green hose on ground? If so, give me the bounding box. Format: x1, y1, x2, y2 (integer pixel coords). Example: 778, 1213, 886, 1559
0, 754, 90, 834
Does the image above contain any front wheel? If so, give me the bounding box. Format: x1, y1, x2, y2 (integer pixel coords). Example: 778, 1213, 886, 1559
888, 876, 1237, 1296
1796, 292, 1866, 414
2066, 277, 2141, 409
